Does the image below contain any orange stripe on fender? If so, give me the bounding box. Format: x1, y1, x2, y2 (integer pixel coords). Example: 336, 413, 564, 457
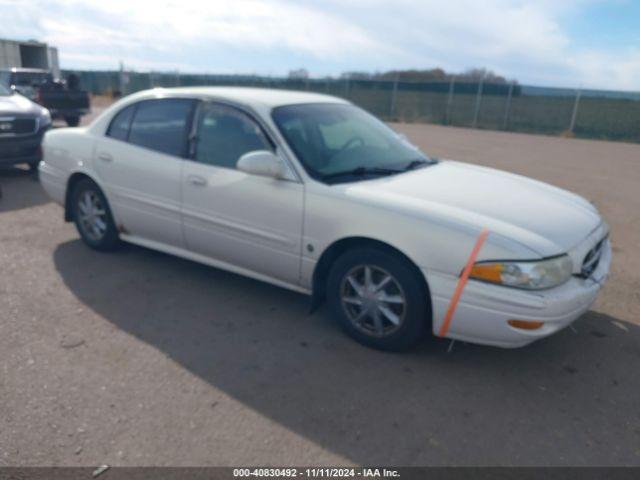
438, 229, 490, 338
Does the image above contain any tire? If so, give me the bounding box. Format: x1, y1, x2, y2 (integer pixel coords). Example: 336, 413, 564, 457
65, 116, 80, 127
71, 178, 121, 251
327, 247, 429, 351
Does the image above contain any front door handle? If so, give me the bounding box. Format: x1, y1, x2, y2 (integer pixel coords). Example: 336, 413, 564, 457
97, 152, 113, 162
187, 175, 207, 187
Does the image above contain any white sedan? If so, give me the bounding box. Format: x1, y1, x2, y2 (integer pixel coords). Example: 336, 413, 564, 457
39, 87, 611, 351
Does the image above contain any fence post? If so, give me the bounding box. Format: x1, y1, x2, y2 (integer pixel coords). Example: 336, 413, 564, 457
472, 76, 484, 128
445, 76, 455, 125
569, 89, 582, 133
502, 81, 514, 130
389, 73, 399, 118
118, 61, 125, 96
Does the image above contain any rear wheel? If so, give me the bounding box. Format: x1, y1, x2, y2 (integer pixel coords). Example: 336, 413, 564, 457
65, 116, 80, 127
71, 179, 120, 251
327, 247, 429, 351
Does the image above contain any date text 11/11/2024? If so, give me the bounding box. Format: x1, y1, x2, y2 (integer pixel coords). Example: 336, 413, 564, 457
233, 468, 400, 477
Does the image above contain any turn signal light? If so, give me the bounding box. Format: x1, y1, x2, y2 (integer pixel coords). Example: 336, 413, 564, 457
507, 319, 544, 330
469, 263, 503, 283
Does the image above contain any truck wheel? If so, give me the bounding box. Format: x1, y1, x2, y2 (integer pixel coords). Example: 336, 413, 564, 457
327, 247, 429, 351
65, 116, 80, 127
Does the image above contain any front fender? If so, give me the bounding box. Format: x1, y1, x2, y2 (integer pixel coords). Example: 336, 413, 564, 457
301, 188, 541, 290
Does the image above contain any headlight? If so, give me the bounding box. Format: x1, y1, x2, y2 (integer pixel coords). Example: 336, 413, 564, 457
40, 109, 52, 126
469, 255, 573, 290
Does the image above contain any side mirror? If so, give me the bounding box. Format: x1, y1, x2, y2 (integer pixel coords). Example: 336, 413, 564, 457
236, 150, 285, 179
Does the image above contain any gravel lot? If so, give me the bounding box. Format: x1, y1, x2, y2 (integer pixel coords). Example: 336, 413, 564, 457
1, 108, 639, 466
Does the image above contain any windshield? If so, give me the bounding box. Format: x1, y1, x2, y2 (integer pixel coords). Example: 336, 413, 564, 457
272, 103, 433, 183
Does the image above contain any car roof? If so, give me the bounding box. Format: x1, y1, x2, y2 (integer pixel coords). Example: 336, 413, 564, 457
88, 86, 352, 136
126, 86, 349, 109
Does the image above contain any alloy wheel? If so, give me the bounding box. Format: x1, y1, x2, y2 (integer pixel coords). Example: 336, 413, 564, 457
340, 264, 407, 337
77, 190, 108, 242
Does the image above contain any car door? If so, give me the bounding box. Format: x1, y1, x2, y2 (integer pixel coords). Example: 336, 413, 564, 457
181, 101, 304, 286
93, 98, 195, 248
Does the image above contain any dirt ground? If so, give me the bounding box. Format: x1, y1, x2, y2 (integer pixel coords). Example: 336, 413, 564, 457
1, 111, 639, 466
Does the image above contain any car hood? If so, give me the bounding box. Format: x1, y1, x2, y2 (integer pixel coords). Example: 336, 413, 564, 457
0, 93, 42, 117
346, 160, 602, 257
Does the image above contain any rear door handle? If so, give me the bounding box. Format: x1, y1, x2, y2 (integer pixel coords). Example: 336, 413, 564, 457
187, 175, 207, 187
97, 152, 113, 162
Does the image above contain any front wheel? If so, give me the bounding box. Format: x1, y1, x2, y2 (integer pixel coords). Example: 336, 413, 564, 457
71, 179, 120, 251
327, 248, 430, 351
28, 161, 40, 174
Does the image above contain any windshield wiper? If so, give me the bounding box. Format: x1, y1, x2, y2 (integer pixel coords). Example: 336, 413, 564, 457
403, 158, 437, 171
321, 166, 403, 181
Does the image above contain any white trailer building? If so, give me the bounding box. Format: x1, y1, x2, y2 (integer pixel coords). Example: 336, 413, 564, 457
0, 38, 60, 77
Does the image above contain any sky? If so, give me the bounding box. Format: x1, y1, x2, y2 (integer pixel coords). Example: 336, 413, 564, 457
2, 0, 640, 90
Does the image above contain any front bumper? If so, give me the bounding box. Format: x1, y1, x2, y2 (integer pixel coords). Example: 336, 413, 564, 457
425, 237, 612, 348
0, 131, 45, 166
50, 109, 89, 118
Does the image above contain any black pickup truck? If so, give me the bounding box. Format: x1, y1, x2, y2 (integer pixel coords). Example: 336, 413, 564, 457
0, 68, 90, 127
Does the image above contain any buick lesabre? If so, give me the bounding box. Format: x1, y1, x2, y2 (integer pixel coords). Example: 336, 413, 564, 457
39, 87, 611, 351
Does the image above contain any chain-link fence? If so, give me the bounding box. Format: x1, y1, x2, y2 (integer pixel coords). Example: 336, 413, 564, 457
62, 70, 640, 143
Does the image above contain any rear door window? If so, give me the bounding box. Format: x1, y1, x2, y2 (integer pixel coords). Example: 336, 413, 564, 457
128, 99, 195, 157
106, 105, 135, 141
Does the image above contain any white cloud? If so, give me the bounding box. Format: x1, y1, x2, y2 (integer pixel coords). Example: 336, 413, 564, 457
28, 0, 403, 62
567, 49, 640, 91
1, 0, 639, 90
82, 0, 385, 56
